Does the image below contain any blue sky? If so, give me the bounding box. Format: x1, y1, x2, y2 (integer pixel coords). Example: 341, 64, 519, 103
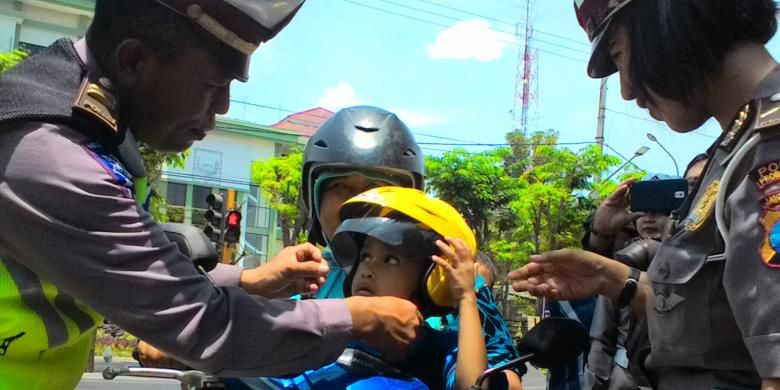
225, 0, 780, 177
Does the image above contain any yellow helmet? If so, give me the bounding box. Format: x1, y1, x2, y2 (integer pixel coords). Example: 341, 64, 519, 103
331, 186, 477, 312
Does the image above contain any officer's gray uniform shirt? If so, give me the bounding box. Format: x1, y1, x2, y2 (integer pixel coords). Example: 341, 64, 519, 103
0, 39, 353, 377
645, 67, 780, 389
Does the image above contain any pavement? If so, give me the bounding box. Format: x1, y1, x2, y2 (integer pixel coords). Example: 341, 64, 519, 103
78, 357, 549, 389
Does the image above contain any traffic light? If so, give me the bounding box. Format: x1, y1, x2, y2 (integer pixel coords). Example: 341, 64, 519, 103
224, 210, 242, 244
204, 193, 224, 243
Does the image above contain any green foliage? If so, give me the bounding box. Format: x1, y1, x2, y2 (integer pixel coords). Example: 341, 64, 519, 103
425, 148, 518, 244
140, 144, 187, 222
251, 149, 307, 246
0, 49, 27, 73
425, 129, 632, 319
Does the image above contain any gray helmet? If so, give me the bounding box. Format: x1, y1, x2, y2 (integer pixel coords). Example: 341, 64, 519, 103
301, 106, 425, 245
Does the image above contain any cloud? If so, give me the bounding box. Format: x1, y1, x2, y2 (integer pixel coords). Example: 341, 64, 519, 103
391, 108, 450, 128
427, 19, 516, 62
315, 82, 369, 111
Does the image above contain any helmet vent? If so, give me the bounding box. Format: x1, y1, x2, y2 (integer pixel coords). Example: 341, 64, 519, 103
355, 125, 379, 133
314, 139, 328, 148
404, 149, 417, 157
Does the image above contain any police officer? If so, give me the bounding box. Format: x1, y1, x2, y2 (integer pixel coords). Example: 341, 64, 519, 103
509, 0, 780, 388
0, 1, 422, 388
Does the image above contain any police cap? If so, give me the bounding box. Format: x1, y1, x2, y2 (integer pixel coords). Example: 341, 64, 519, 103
573, 0, 634, 78
155, 0, 305, 81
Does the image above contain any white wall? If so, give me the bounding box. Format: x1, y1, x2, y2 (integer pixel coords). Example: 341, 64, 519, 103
164, 130, 277, 191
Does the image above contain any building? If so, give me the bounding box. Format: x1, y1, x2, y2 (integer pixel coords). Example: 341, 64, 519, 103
0, 0, 93, 53
159, 109, 333, 267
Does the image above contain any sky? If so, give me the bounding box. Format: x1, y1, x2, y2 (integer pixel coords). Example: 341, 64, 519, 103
224, 0, 780, 178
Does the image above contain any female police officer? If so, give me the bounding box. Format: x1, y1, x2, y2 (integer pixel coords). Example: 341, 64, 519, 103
509, 0, 780, 388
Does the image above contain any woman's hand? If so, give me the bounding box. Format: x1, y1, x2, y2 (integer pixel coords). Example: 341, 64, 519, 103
508, 249, 629, 301
592, 180, 644, 237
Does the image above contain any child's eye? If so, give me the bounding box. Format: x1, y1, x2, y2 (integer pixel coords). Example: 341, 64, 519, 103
385, 256, 400, 265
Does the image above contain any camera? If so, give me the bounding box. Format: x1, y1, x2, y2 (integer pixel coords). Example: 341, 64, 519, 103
629, 179, 688, 213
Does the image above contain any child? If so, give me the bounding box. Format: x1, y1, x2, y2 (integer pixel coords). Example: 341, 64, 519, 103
231, 187, 523, 390
331, 187, 522, 390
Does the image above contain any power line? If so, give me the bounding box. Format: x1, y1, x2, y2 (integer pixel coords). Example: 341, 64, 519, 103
602, 143, 645, 172
418, 141, 597, 147
412, 0, 590, 47
604, 108, 717, 139
338, 0, 587, 63
374, 0, 589, 55
228, 98, 496, 145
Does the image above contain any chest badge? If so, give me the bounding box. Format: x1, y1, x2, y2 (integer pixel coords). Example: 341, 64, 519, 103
686, 180, 720, 232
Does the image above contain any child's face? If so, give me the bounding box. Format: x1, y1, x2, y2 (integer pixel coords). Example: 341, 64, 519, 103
351, 237, 426, 299
319, 175, 392, 241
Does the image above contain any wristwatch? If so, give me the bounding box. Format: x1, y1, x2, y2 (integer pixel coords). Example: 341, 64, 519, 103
616, 267, 641, 307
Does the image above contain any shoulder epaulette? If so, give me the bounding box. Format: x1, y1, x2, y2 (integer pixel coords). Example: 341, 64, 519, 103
754, 93, 780, 132
73, 72, 119, 137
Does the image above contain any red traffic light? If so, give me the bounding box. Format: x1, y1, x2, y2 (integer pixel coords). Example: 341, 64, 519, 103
226, 211, 241, 227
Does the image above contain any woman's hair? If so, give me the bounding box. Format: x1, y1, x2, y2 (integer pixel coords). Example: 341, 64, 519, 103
618, 0, 778, 103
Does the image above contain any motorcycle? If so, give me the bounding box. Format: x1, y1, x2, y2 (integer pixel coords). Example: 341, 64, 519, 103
103, 224, 589, 389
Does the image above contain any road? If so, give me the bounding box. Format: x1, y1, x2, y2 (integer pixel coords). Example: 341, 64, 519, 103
78, 358, 549, 389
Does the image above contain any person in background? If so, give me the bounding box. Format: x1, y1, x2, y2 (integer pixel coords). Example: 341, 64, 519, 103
585, 174, 676, 390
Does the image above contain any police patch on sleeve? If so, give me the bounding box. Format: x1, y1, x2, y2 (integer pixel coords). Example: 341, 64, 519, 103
751, 160, 780, 194
759, 191, 780, 267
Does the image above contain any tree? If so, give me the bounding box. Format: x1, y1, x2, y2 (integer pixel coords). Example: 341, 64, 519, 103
425, 129, 629, 322
139, 145, 187, 222
0, 49, 26, 73
425, 148, 520, 244
250, 149, 308, 246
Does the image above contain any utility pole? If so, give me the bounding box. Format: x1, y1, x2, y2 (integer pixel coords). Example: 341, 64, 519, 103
594, 78, 608, 183
596, 78, 608, 153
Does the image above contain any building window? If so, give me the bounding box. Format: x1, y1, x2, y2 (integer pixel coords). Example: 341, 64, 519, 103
247, 185, 271, 228
192, 185, 212, 209
245, 233, 269, 258
166, 183, 186, 206
191, 185, 213, 228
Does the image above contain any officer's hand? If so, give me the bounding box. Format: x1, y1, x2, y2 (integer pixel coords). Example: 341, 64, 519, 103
135, 340, 187, 370
508, 249, 629, 301
592, 180, 644, 236
240, 243, 329, 298
345, 296, 423, 363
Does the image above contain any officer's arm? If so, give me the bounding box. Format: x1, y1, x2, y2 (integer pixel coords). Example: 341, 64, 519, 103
722, 128, 780, 381
0, 123, 352, 376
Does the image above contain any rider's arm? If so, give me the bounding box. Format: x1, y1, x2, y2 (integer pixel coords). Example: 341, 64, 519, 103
454, 291, 488, 390
0, 123, 353, 377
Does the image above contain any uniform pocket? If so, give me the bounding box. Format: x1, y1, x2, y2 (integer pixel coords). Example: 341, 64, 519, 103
648, 263, 718, 356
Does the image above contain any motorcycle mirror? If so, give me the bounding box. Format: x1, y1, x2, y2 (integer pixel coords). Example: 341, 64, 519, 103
162, 223, 219, 272
517, 317, 590, 369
